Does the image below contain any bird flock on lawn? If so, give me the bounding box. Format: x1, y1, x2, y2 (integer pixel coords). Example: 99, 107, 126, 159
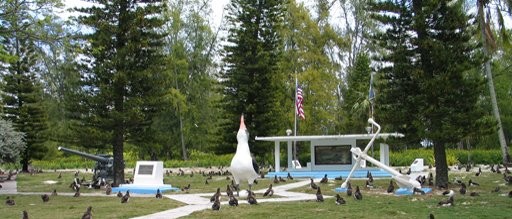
4, 163, 512, 217
202, 162, 512, 213
1, 166, 184, 218
5, 152, 512, 217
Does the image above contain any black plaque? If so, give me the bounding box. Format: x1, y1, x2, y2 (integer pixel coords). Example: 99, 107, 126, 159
314, 145, 352, 165
138, 165, 154, 175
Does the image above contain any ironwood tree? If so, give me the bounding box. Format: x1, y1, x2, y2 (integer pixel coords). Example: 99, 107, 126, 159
218, 0, 288, 157
371, 0, 491, 187
70, 0, 169, 186
0, 0, 60, 171
341, 52, 373, 134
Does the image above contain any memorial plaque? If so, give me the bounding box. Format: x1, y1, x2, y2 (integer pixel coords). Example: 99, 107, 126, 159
314, 145, 351, 165
138, 165, 154, 175
133, 161, 164, 185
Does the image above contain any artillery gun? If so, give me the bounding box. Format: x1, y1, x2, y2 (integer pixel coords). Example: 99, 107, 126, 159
58, 146, 116, 183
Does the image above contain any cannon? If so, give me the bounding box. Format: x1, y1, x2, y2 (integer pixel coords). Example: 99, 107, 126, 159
58, 146, 115, 183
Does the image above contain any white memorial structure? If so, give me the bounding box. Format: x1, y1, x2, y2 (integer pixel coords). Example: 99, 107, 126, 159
133, 161, 164, 185
255, 127, 403, 173
112, 161, 178, 194
256, 118, 431, 195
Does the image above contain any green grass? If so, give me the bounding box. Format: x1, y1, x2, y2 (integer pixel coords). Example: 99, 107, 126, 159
184, 193, 512, 219
185, 170, 512, 219
0, 194, 183, 219
6, 168, 512, 218
16, 171, 102, 194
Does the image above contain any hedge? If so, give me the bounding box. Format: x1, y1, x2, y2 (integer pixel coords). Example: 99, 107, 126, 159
388, 149, 502, 166
1, 149, 504, 170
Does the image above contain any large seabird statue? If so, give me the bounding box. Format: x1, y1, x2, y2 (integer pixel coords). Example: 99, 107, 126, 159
230, 115, 259, 196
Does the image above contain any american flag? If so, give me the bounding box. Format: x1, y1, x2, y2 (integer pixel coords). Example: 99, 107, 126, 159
296, 85, 305, 120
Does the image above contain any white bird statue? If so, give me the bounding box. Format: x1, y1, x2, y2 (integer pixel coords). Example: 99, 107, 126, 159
230, 115, 259, 196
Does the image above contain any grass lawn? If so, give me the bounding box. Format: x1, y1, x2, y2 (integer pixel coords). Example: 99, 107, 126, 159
5, 167, 512, 218
185, 169, 512, 219
0, 194, 183, 219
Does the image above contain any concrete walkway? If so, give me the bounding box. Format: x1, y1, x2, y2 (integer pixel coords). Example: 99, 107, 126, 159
0, 180, 17, 194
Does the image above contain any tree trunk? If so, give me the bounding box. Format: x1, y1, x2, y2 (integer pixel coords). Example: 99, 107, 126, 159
477, 0, 510, 164
21, 157, 29, 173
179, 112, 188, 160
433, 142, 448, 188
113, 127, 125, 187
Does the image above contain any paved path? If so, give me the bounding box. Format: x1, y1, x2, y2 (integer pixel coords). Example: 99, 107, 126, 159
0, 180, 17, 194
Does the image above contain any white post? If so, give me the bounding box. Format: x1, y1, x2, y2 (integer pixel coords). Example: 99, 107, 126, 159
274, 141, 281, 172
380, 143, 389, 166
287, 140, 293, 169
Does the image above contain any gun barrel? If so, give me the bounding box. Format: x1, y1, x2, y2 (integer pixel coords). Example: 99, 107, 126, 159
58, 146, 110, 163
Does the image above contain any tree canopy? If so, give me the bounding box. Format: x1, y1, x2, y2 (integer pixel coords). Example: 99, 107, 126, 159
0, 119, 26, 164
218, 0, 288, 158
370, 0, 492, 186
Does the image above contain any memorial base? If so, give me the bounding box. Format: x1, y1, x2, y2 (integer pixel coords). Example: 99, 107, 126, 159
112, 184, 180, 194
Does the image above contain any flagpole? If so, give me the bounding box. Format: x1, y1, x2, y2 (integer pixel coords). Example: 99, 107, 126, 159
293, 75, 298, 160
369, 73, 375, 157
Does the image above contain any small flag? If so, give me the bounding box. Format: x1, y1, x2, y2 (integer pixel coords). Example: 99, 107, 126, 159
296, 85, 305, 120
368, 74, 375, 101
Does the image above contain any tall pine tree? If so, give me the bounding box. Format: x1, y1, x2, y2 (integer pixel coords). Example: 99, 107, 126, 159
341, 52, 373, 134
371, 0, 489, 187
0, 0, 57, 171
71, 0, 168, 186
370, 0, 420, 146
219, 0, 287, 157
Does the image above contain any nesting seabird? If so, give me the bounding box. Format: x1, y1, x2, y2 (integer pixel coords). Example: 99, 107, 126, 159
155, 188, 162, 199
247, 191, 258, 205
316, 187, 324, 202
210, 188, 221, 203
346, 181, 353, 197
211, 195, 221, 211
354, 186, 362, 200
228, 194, 239, 206
310, 178, 319, 190
320, 174, 328, 184
121, 190, 130, 203
41, 194, 50, 202
468, 179, 480, 186
226, 184, 234, 197
442, 190, 454, 197
335, 194, 346, 205
438, 196, 454, 207
263, 184, 274, 197
5, 196, 15, 206
459, 183, 467, 195
386, 180, 395, 193
81, 206, 92, 219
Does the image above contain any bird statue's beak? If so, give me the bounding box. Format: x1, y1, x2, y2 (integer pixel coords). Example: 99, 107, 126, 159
240, 115, 246, 130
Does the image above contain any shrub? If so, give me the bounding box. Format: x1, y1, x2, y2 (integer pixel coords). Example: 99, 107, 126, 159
389, 148, 502, 166
163, 150, 232, 168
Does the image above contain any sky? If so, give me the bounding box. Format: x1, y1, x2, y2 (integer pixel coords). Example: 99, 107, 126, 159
63, 0, 230, 29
